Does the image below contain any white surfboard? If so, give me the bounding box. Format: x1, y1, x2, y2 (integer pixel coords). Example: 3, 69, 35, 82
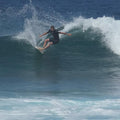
35, 46, 45, 54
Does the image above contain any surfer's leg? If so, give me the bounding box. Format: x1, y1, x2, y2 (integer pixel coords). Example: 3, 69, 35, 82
43, 39, 50, 48
44, 42, 53, 49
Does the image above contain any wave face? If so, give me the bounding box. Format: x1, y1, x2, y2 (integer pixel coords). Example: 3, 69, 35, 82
0, 1, 120, 98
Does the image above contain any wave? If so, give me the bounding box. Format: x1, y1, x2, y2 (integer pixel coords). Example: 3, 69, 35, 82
0, 30, 109, 57
1, 0, 120, 56
15, 16, 120, 56
0, 97, 120, 120
14, 2, 120, 55
0, 26, 114, 59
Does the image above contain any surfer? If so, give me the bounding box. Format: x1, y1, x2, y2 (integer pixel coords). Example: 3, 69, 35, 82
37, 26, 71, 50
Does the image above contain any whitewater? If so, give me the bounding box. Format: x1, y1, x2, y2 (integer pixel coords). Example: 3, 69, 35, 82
0, 97, 120, 120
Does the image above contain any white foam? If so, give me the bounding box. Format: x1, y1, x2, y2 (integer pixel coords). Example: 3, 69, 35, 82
0, 97, 120, 120
63, 16, 120, 55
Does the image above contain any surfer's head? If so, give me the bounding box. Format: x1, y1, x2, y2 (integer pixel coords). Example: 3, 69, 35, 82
50, 26, 55, 31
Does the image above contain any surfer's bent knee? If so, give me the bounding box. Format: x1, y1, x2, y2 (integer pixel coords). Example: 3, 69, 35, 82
45, 38, 50, 42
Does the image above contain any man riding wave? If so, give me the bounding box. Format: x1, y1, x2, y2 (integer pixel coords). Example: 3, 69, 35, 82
37, 26, 71, 50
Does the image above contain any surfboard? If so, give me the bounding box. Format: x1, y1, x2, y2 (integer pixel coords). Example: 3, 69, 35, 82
35, 46, 45, 54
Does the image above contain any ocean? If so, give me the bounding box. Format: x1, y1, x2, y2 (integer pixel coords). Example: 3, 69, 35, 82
0, 0, 120, 120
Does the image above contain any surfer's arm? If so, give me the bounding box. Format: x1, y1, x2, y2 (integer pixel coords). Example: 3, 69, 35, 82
40, 32, 48, 37
59, 32, 72, 36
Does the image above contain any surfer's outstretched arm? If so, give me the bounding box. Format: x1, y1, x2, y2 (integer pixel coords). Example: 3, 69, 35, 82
59, 32, 72, 36
40, 32, 48, 37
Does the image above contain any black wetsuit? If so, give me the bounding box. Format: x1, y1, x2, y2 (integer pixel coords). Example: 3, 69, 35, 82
47, 29, 59, 44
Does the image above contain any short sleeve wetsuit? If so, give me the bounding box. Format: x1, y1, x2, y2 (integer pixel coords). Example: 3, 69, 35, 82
47, 29, 60, 44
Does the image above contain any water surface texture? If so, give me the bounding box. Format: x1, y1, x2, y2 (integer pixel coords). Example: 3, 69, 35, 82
0, 0, 120, 119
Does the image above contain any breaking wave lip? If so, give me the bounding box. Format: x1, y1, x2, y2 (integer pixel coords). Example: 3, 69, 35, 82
0, 97, 120, 120
62, 16, 120, 55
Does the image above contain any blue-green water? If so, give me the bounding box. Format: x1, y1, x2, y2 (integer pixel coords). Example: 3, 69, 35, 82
0, 0, 120, 119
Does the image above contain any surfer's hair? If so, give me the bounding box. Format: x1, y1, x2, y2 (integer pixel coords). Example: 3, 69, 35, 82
50, 26, 55, 29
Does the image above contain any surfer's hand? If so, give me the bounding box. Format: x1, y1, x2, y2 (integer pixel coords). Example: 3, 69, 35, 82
67, 33, 72, 36
40, 35, 42, 37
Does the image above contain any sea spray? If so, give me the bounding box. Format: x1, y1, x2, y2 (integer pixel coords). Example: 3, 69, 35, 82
15, 0, 65, 47
16, 1, 49, 47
